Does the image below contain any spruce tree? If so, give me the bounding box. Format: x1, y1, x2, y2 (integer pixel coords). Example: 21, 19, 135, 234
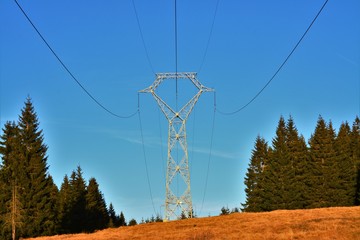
308, 116, 337, 208
108, 203, 119, 228
242, 135, 269, 212
335, 122, 355, 206
0, 99, 58, 238
85, 178, 109, 232
68, 166, 87, 233
16, 98, 58, 237
263, 116, 290, 210
351, 117, 360, 205
58, 175, 72, 233
285, 116, 309, 209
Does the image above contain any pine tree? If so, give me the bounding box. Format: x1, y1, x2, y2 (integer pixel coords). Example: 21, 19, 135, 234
58, 175, 72, 233
68, 166, 87, 233
0, 98, 58, 238
308, 116, 337, 208
285, 116, 309, 209
335, 122, 355, 206
108, 203, 119, 228
263, 116, 290, 210
16, 98, 58, 237
119, 211, 126, 226
85, 178, 109, 232
351, 117, 360, 205
242, 135, 269, 212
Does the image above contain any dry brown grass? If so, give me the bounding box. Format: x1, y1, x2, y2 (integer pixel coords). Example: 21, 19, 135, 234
26, 206, 360, 240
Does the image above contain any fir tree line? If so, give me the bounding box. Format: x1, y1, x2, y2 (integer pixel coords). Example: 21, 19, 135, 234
242, 115, 360, 212
0, 98, 126, 239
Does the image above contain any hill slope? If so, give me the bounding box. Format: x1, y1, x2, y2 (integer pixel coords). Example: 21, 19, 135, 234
27, 207, 360, 240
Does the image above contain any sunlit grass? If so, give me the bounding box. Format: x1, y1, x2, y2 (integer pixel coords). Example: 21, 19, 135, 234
26, 206, 360, 240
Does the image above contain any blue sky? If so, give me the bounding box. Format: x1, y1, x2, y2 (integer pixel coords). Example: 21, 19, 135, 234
0, 0, 359, 221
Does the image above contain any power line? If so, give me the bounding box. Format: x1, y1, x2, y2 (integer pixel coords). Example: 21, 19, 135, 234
174, 0, 179, 111
137, 96, 157, 215
198, 0, 221, 74
131, 0, 156, 74
200, 92, 217, 215
217, 0, 329, 116
14, 0, 137, 119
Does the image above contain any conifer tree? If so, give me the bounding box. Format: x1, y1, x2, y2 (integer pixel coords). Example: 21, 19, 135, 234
68, 166, 87, 233
242, 136, 269, 212
58, 175, 72, 233
85, 178, 109, 232
16, 98, 58, 237
0, 122, 20, 239
285, 116, 309, 209
351, 117, 360, 205
0, 99, 58, 238
108, 203, 119, 228
263, 116, 290, 210
335, 122, 355, 206
308, 116, 337, 208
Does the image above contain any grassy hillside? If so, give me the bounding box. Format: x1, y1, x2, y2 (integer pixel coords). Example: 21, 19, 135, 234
27, 206, 360, 240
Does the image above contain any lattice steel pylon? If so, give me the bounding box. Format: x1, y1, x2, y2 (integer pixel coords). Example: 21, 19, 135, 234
140, 72, 213, 221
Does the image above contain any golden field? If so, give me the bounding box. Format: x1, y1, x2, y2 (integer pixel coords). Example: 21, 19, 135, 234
27, 206, 360, 240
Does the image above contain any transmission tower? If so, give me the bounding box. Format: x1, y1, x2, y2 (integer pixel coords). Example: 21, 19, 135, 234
140, 72, 213, 221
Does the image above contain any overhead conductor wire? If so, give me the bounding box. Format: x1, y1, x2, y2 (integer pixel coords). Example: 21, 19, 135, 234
132, 0, 156, 74
138, 94, 157, 215
200, 92, 217, 215
174, 0, 179, 110
198, 0, 221, 74
217, 0, 329, 115
14, 0, 137, 119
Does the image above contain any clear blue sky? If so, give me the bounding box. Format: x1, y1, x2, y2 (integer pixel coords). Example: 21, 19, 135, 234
0, 0, 359, 221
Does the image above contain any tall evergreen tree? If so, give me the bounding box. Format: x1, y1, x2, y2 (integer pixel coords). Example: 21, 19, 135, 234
308, 116, 337, 208
242, 136, 269, 212
263, 116, 290, 210
0, 99, 58, 238
58, 175, 72, 233
285, 116, 309, 209
16, 98, 58, 237
351, 117, 360, 205
85, 178, 109, 232
68, 166, 87, 233
335, 122, 356, 206
108, 203, 119, 228
0, 122, 20, 239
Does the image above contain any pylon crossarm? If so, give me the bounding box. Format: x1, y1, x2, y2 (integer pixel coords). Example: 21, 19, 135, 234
152, 92, 176, 121
179, 91, 202, 120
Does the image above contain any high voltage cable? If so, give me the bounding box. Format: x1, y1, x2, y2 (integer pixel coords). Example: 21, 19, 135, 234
137, 96, 157, 215
174, 0, 179, 111
198, 0, 221, 74
14, 0, 137, 119
131, 0, 156, 74
217, 0, 329, 116
200, 92, 217, 215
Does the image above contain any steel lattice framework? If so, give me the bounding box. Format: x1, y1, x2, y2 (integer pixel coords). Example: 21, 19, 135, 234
140, 72, 213, 221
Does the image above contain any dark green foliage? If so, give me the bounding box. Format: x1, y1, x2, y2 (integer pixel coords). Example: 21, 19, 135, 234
220, 206, 230, 215
0, 97, 126, 237
335, 122, 356, 206
242, 136, 269, 212
85, 178, 109, 232
0, 98, 58, 239
128, 219, 137, 226
67, 166, 87, 233
243, 115, 359, 212
58, 168, 117, 233
351, 117, 360, 205
58, 175, 72, 233
308, 117, 338, 208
